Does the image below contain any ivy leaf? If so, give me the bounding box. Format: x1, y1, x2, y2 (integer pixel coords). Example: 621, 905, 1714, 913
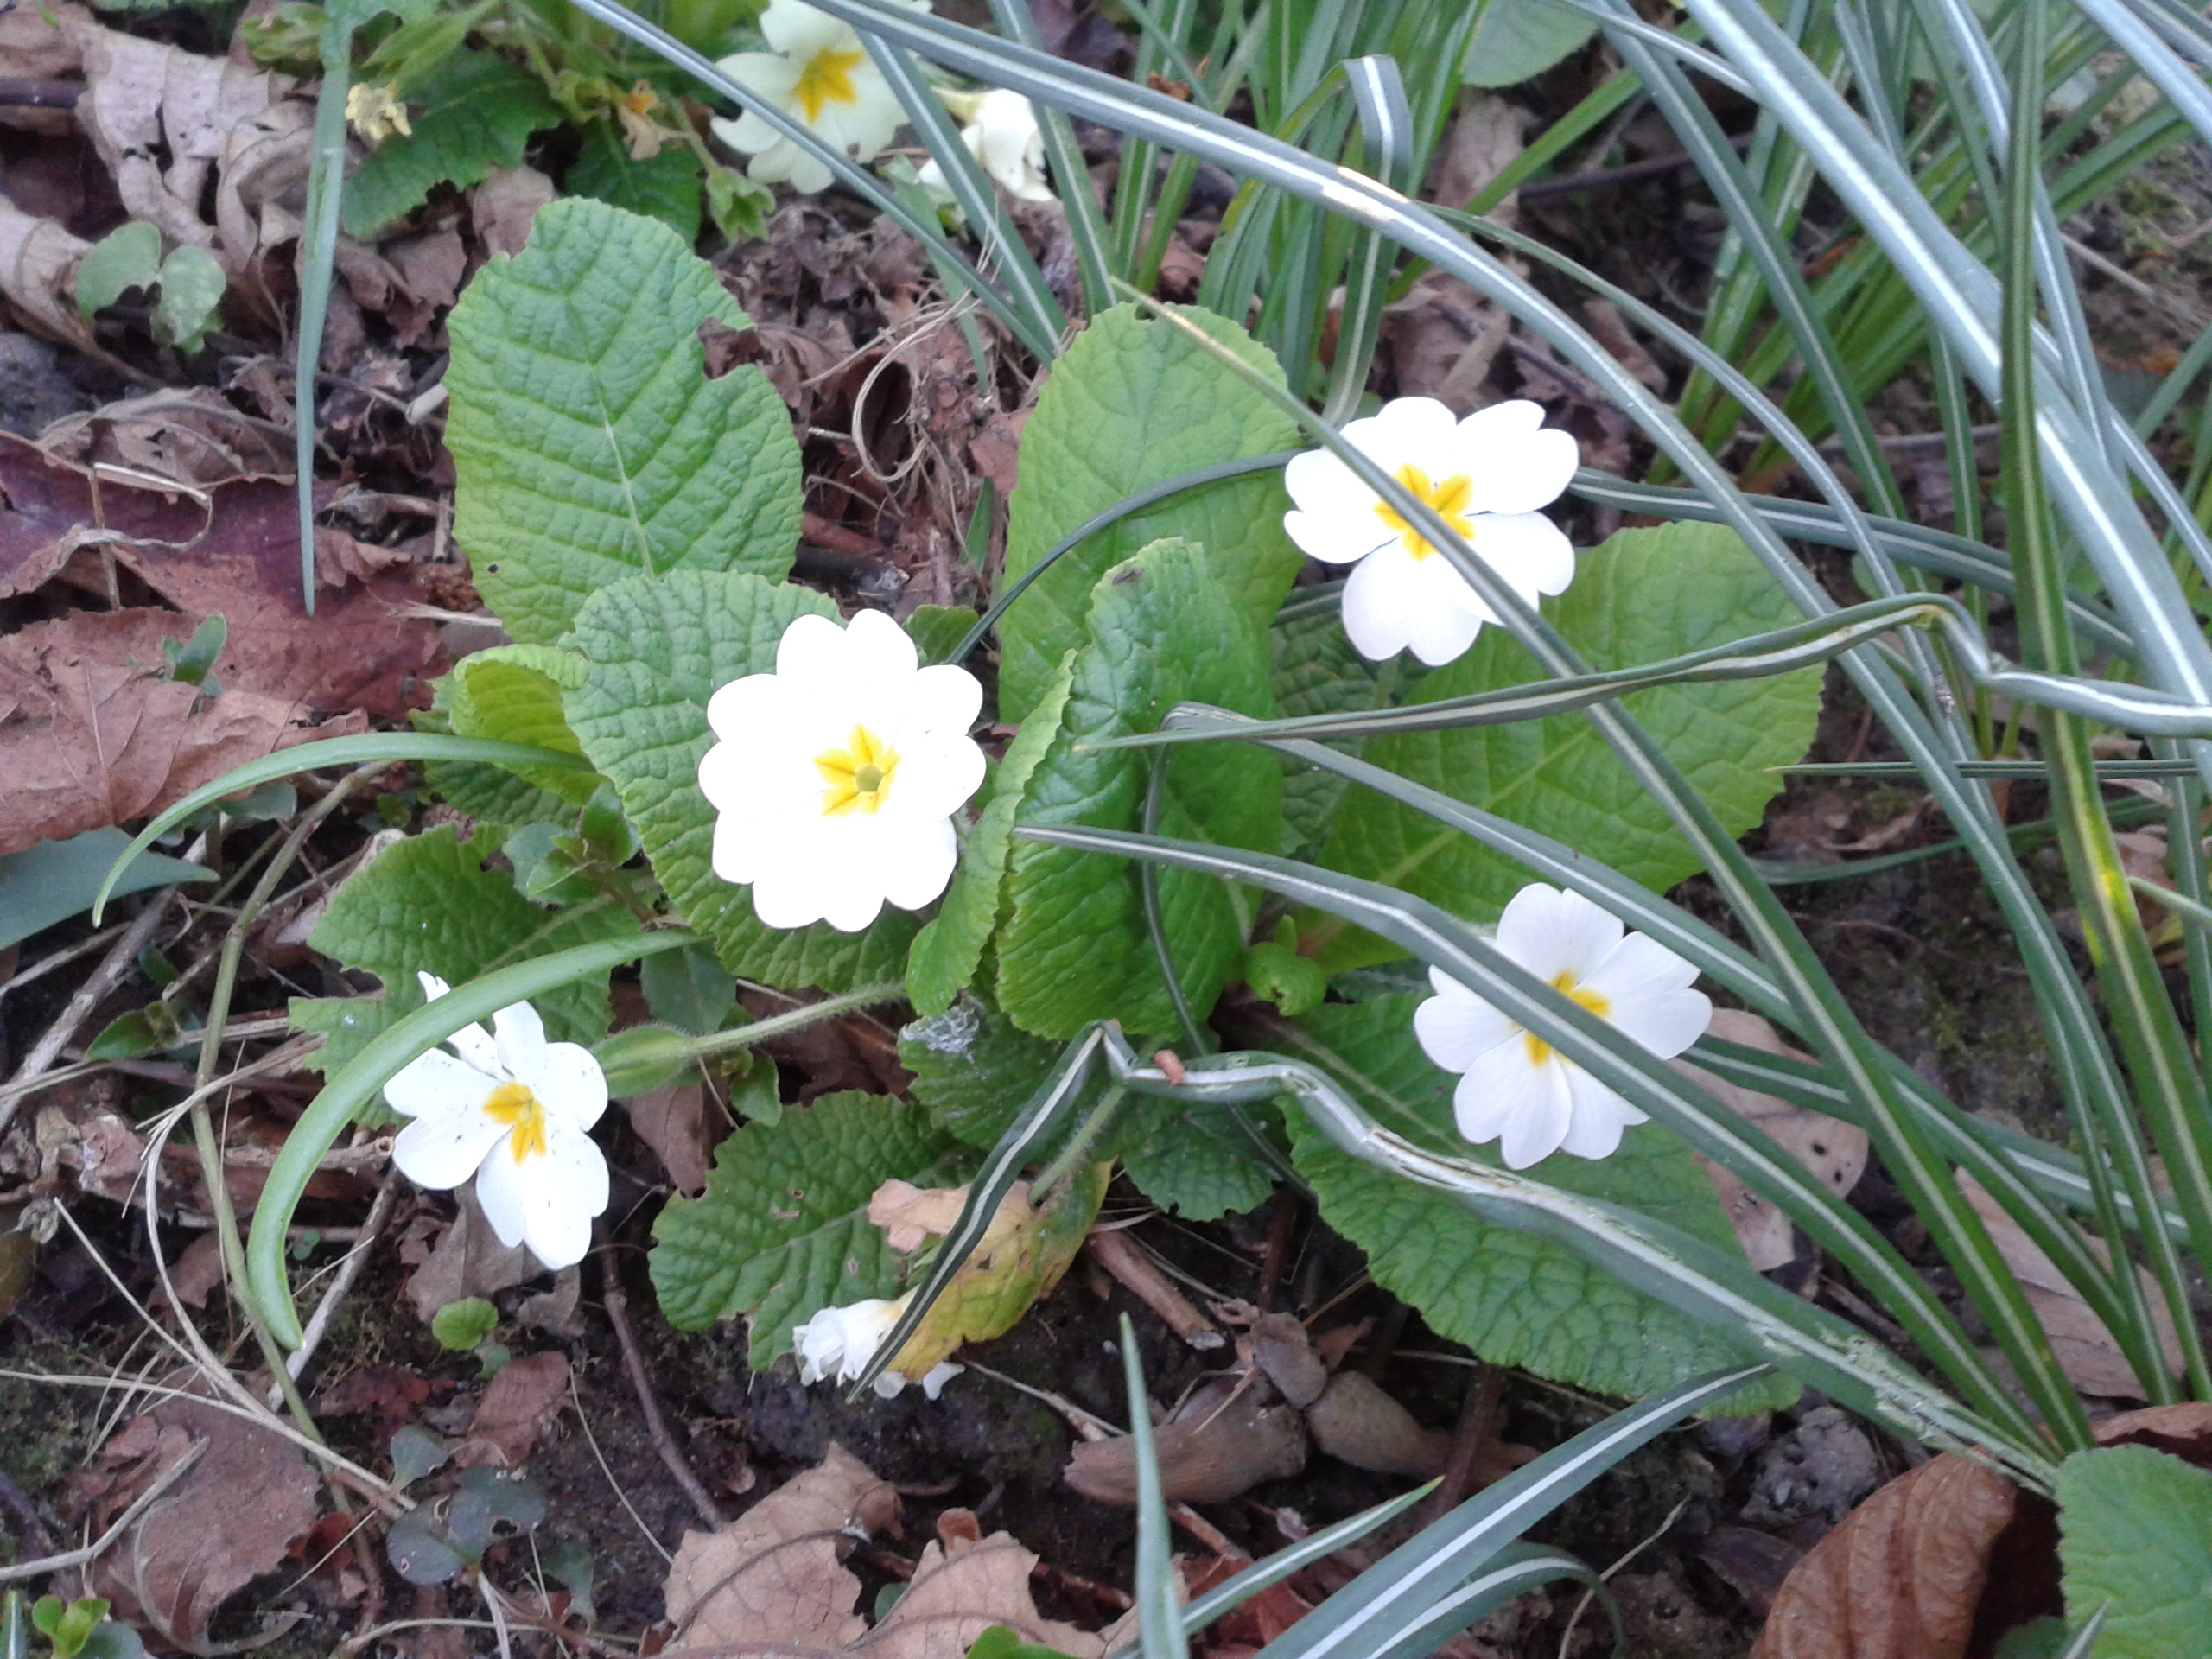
563, 120, 702, 243
997, 538, 1280, 1039
905, 654, 1074, 1016
340, 51, 560, 238
997, 302, 1304, 722
1276, 994, 1794, 1407
2056, 1444, 2212, 1656
1311, 522, 1823, 971
648, 1092, 972, 1361
289, 823, 639, 1077
898, 993, 1062, 1150
444, 645, 598, 804
445, 198, 802, 645
561, 570, 916, 990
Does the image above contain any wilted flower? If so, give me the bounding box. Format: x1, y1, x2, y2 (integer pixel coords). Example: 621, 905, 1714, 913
385, 973, 610, 1269
709, 0, 926, 194
917, 88, 1054, 206
698, 608, 986, 932
1414, 884, 1710, 1168
1281, 397, 1579, 667
346, 82, 412, 144
792, 1292, 962, 1398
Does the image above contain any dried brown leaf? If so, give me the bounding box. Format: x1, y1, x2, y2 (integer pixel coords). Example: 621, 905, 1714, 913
1751, 1453, 2015, 1659
80, 1375, 322, 1644
0, 191, 92, 351
1955, 1170, 2183, 1399
472, 166, 556, 259
452, 1351, 569, 1468
868, 1525, 1103, 1659
866, 1177, 1027, 1253
1066, 1376, 1308, 1505
664, 1444, 899, 1654
0, 2, 88, 79
1423, 91, 1527, 226
622, 1082, 720, 1198
1675, 1010, 1870, 1272
402, 1191, 543, 1322
0, 607, 365, 856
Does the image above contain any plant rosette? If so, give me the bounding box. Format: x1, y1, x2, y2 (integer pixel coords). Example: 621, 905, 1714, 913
697, 607, 987, 932
918, 88, 1055, 205
385, 973, 613, 1268
792, 1291, 963, 1398
1414, 884, 1712, 1167
1283, 397, 1579, 667
710, 0, 929, 194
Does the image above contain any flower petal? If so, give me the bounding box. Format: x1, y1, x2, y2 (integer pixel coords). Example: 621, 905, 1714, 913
513, 1040, 609, 1130
1452, 1043, 1572, 1167
712, 51, 802, 105
758, 0, 852, 57
493, 1001, 548, 1078
1471, 512, 1575, 601
384, 1046, 495, 1120
1557, 1065, 1648, 1160
1495, 883, 1622, 984
447, 1019, 503, 1077
392, 1108, 505, 1192
417, 970, 452, 1001
1606, 986, 1713, 1060
875, 814, 959, 912
1414, 972, 1517, 1072
903, 661, 983, 739
1339, 547, 1421, 660
1581, 931, 1700, 1006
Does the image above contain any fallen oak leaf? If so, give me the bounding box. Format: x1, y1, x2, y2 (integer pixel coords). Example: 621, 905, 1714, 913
1751, 1452, 2016, 1659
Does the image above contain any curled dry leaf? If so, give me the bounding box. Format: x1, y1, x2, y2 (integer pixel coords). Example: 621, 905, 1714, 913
453, 1351, 569, 1468
0, 191, 92, 351
74, 1374, 321, 1645
1955, 1171, 2184, 1399
1751, 1453, 2016, 1659
868, 1520, 1104, 1658
1065, 1373, 1308, 1505
623, 1082, 721, 1197
0, 607, 365, 857
1675, 1009, 1870, 1272
400, 1191, 543, 1323
0, 1, 88, 80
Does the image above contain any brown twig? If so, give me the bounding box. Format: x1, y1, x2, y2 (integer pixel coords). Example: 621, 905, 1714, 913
597, 1240, 726, 1530
1412, 1363, 1506, 1529
282, 1172, 402, 1389
4, 894, 173, 1123
1087, 1226, 1224, 1350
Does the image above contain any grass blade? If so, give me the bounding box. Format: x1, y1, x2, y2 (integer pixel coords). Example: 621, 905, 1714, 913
1122, 1314, 1188, 1659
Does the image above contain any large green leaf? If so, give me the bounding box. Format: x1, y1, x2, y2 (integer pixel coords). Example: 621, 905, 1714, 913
340, 51, 561, 237
444, 645, 598, 804
563, 120, 703, 243
1120, 1098, 1279, 1220
1311, 522, 1822, 970
649, 1091, 972, 1361
2056, 1444, 2212, 1657
1460, 0, 1598, 90
290, 823, 638, 1077
899, 992, 1064, 1150
1277, 994, 1793, 1406
997, 538, 1280, 1038
445, 197, 802, 645
562, 571, 916, 990
0, 829, 213, 951
996, 302, 1304, 722
1271, 595, 1390, 856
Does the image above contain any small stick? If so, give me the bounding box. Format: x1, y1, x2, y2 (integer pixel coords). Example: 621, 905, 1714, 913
1088, 1227, 1224, 1351
597, 1240, 726, 1530
4, 896, 172, 1117
282, 1172, 402, 1389
0, 1440, 206, 1583
1413, 1363, 1507, 1529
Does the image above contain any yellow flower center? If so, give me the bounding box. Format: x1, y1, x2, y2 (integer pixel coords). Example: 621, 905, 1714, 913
483, 1081, 549, 1165
815, 723, 901, 817
1521, 970, 1611, 1067
794, 45, 866, 123
1373, 462, 1478, 561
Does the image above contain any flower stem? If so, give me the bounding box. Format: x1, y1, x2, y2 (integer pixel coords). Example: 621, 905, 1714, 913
677, 980, 910, 1064
1032, 1085, 1124, 1200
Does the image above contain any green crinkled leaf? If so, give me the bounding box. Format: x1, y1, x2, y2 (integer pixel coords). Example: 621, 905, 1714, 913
421, 757, 576, 836
1461, 0, 1597, 88
898, 993, 1063, 1150
1276, 994, 1793, 1407
445, 197, 802, 645
997, 302, 1305, 722
1271, 594, 1390, 855
290, 824, 639, 1077
905, 605, 980, 667
1120, 1100, 1279, 1220
563, 120, 702, 243
906, 654, 1074, 1016
446, 645, 598, 804
562, 571, 916, 990
1311, 521, 1823, 971
2055, 1444, 2212, 1657
648, 1091, 971, 1359
340, 51, 560, 237
997, 538, 1280, 1038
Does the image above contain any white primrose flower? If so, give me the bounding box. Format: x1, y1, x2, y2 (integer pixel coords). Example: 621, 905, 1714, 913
709, 0, 928, 195
385, 973, 611, 1270
1413, 885, 1711, 1169
917, 88, 1055, 206
697, 608, 987, 933
1281, 396, 1580, 667
792, 1293, 963, 1399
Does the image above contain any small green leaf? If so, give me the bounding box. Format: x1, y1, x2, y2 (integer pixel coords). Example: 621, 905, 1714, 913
1461, 0, 1597, 88
1311, 522, 1823, 970
640, 940, 735, 1035
390, 1424, 450, 1486
904, 605, 979, 667
562, 571, 914, 990
289, 823, 639, 1077
1119, 1098, 1279, 1220
906, 654, 1074, 1016
445, 198, 801, 645
648, 1092, 971, 1358
1278, 995, 1793, 1406
703, 164, 772, 239
430, 1297, 499, 1350
340, 50, 560, 237
997, 302, 1304, 722
1243, 918, 1326, 1016
74, 223, 161, 318
86, 1002, 182, 1061
2056, 1443, 2212, 1656
385, 1510, 467, 1585
162, 614, 226, 687
997, 538, 1280, 1037
152, 245, 226, 352
445, 645, 598, 804
0, 829, 213, 952
538, 1540, 596, 1624
564, 120, 702, 242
